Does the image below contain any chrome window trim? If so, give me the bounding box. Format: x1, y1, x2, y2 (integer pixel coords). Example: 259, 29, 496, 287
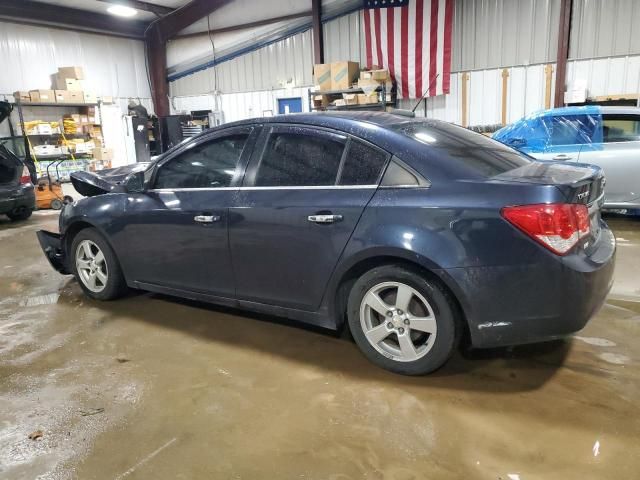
147, 185, 379, 193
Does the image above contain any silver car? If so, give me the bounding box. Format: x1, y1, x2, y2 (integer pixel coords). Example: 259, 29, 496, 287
493, 106, 640, 210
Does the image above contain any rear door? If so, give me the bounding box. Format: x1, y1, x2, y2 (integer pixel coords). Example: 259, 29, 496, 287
0, 148, 20, 212
229, 125, 389, 311
578, 113, 640, 204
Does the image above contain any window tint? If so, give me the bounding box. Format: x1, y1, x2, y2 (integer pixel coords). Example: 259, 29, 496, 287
548, 115, 597, 146
0, 151, 18, 184
603, 115, 640, 143
338, 140, 388, 185
255, 131, 345, 186
380, 159, 426, 187
393, 121, 531, 178
154, 134, 248, 189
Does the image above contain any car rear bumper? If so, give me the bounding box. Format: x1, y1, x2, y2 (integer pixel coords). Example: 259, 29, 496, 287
0, 186, 35, 215
37, 230, 70, 274
444, 221, 616, 348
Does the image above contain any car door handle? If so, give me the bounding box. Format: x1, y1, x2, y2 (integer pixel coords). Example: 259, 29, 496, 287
553, 154, 572, 160
194, 215, 220, 223
308, 214, 343, 224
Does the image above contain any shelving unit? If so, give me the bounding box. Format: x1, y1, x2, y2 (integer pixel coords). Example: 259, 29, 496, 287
307, 84, 396, 112
13, 100, 103, 180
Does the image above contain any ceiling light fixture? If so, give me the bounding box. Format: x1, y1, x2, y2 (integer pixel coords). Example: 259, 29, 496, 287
107, 5, 138, 17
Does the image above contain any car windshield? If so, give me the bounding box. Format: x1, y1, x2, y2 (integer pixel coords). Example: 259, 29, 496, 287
392, 120, 532, 177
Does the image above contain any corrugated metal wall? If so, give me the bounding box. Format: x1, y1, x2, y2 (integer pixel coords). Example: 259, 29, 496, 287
169, 29, 313, 97
570, 0, 640, 59
322, 10, 364, 64
452, 0, 560, 71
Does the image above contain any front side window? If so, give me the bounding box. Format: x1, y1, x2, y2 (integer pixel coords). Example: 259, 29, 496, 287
154, 133, 249, 189
548, 115, 598, 146
602, 115, 640, 143
254, 131, 345, 186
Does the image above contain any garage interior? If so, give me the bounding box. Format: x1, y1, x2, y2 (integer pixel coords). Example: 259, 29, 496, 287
1, 0, 639, 478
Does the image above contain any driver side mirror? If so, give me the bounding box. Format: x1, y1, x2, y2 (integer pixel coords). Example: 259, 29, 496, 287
124, 171, 146, 193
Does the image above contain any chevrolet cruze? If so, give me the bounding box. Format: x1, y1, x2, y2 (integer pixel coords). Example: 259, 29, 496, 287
37, 112, 615, 375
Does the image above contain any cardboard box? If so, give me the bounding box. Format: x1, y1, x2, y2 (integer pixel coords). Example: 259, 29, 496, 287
53, 75, 84, 91
26, 123, 53, 135
333, 99, 347, 107
100, 96, 114, 104
314, 64, 332, 91
92, 147, 113, 160
357, 93, 379, 105
33, 144, 61, 156
57, 66, 84, 80
360, 69, 389, 81
312, 94, 329, 108
14, 91, 31, 102
55, 90, 72, 103
357, 77, 393, 94
29, 89, 55, 102
83, 92, 97, 104
342, 93, 358, 105
69, 91, 85, 103
331, 61, 360, 90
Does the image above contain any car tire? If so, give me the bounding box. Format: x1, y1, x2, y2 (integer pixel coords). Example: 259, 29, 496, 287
347, 264, 459, 375
7, 207, 32, 221
70, 228, 128, 301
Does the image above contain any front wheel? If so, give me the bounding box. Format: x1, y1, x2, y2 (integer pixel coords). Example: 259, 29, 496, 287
71, 228, 128, 300
7, 207, 32, 221
347, 265, 459, 375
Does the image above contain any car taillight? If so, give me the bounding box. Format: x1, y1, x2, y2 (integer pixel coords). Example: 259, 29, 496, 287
19, 166, 32, 185
501, 203, 590, 255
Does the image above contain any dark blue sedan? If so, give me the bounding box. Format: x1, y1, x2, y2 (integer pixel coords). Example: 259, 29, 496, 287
37, 112, 615, 375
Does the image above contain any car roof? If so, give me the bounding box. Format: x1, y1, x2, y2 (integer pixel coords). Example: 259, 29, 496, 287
221, 111, 431, 131
528, 105, 640, 117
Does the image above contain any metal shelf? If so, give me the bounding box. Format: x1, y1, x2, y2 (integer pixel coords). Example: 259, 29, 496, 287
16, 102, 99, 107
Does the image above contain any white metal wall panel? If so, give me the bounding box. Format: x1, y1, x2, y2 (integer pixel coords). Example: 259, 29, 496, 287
567, 55, 640, 98
322, 10, 364, 64
452, 0, 560, 72
0, 21, 151, 103
570, 0, 640, 60
169, 29, 313, 96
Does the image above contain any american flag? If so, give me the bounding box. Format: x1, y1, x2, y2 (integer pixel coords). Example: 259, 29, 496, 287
362, 0, 453, 99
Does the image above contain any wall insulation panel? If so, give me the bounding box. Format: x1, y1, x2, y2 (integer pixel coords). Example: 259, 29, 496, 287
0, 21, 151, 103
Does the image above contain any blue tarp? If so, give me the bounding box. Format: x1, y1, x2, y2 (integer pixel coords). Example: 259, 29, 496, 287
493, 106, 603, 153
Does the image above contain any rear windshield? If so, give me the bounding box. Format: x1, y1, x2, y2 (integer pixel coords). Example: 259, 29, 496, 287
0, 151, 18, 184
392, 121, 532, 177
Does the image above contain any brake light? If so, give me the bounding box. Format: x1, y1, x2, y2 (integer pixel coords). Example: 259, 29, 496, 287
19, 166, 32, 185
501, 203, 590, 255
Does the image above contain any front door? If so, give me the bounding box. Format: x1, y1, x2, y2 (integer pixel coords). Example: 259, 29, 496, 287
534, 114, 597, 162
579, 113, 640, 204
229, 125, 390, 311
115, 127, 257, 297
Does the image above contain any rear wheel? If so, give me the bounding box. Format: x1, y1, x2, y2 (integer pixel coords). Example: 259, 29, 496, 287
347, 264, 459, 375
71, 228, 128, 300
7, 207, 32, 221
50, 198, 63, 210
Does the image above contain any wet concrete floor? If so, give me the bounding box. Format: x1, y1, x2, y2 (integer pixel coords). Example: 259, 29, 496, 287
1, 211, 639, 479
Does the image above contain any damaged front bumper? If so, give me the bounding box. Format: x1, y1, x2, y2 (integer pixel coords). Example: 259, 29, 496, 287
37, 230, 69, 274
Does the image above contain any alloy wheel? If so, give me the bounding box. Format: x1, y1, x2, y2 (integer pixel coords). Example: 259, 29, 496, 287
359, 281, 437, 362
75, 240, 108, 293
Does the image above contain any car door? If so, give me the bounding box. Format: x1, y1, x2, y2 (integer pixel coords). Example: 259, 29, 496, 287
115, 126, 258, 297
229, 125, 390, 311
578, 113, 640, 204
534, 114, 598, 162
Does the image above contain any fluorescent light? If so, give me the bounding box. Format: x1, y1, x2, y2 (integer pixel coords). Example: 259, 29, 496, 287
107, 5, 138, 17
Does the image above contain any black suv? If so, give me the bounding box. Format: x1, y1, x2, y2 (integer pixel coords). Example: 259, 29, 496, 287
0, 145, 35, 221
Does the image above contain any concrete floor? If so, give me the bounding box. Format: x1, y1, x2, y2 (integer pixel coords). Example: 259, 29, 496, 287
1, 211, 639, 480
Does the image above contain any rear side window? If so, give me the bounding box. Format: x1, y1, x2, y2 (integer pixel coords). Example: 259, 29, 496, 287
394, 121, 531, 178
602, 115, 640, 143
338, 140, 388, 185
255, 131, 345, 186
0, 152, 18, 184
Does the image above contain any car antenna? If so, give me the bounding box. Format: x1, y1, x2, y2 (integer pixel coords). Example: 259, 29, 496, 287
411, 74, 439, 113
